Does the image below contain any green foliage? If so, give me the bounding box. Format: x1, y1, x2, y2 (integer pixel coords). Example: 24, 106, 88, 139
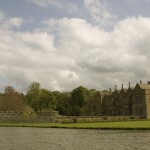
0, 82, 103, 116
83, 91, 102, 116
26, 82, 39, 111
39, 89, 57, 110
0, 86, 25, 112
26, 82, 57, 112
54, 92, 71, 116
0, 94, 4, 111
71, 86, 89, 106
70, 86, 91, 116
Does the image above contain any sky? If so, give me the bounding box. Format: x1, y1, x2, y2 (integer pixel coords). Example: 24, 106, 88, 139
0, 0, 150, 92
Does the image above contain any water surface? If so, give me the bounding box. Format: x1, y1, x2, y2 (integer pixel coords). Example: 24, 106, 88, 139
0, 127, 150, 150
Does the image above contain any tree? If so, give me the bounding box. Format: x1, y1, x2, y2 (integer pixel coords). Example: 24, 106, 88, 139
0, 93, 4, 111
70, 86, 90, 116
26, 82, 41, 111
2, 86, 25, 112
26, 82, 57, 112
84, 90, 102, 116
54, 92, 71, 116
39, 89, 57, 111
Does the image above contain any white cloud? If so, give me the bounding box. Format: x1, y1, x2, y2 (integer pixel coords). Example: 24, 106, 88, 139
128, 0, 149, 3
67, 3, 78, 14
41, 16, 150, 90
6, 17, 24, 28
1, 14, 150, 92
83, 0, 116, 26
0, 11, 5, 20
29, 0, 63, 8
0, 16, 24, 29
29, 0, 77, 13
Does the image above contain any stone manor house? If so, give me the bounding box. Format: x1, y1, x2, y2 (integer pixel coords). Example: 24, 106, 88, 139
92, 81, 150, 119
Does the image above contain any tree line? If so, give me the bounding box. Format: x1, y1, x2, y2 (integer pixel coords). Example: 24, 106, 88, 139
0, 82, 102, 116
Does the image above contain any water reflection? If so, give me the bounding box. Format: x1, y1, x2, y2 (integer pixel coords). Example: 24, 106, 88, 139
0, 127, 150, 150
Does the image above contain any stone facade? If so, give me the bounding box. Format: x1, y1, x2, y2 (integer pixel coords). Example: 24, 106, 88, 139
101, 81, 150, 119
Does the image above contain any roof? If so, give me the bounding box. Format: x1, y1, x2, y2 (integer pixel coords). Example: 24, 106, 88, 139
127, 87, 134, 92
121, 88, 127, 92
139, 84, 150, 90
115, 90, 121, 93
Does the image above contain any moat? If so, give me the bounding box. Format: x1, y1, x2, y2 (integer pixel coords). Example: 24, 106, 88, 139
0, 127, 150, 150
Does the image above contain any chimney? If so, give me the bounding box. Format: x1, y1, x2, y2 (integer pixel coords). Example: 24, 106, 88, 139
110, 88, 111, 93
115, 85, 117, 91
148, 81, 150, 85
140, 80, 142, 84
129, 82, 131, 88
122, 84, 123, 89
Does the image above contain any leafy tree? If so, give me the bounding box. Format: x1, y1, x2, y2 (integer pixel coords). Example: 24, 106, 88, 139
26, 82, 40, 102
54, 92, 71, 116
26, 82, 57, 112
26, 82, 41, 111
2, 86, 25, 112
70, 86, 90, 116
84, 90, 102, 116
0, 93, 4, 111
39, 89, 57, 111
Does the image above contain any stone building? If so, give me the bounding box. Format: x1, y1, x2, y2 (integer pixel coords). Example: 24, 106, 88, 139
132, 81, 150, 118
101, 81, 150, 119
100, 89, 113, 116
86, 91, 110, 116
122, 85, 133, 116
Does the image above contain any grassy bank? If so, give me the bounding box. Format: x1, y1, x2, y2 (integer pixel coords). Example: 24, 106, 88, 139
0, 120, 150, 130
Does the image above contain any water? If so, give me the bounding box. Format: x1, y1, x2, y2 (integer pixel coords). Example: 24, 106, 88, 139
0, 127, 150, 150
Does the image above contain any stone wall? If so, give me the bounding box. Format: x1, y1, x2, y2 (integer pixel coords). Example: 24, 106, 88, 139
0, 115, 140, 124
0, 116, 54, 123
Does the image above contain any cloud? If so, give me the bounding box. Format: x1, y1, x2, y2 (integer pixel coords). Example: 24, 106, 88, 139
29, 0, 77, 13
83, 0, 116, 26
128, 0, 149, 3
29, 0, 63, 8
0, 11, 24, 29
37, 16, 150, 90
0, 11, 5, 20
5, 17, 24, 28
1, 14, 150, 92
0, 15, 24, 29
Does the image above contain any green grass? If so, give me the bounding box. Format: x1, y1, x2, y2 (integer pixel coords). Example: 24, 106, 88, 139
0, 120, 150, 130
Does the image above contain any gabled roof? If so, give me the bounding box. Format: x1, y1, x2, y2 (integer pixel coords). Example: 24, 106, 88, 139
127, 87, 134, 92
138, 84, 150, 90
121, 88, 127, 92
115, 90, 121, 93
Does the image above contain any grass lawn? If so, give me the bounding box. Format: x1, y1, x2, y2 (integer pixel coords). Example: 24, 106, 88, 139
0, 120, 150, 130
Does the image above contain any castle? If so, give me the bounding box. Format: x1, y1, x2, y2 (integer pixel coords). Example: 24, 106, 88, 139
90, 81, 150, 119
